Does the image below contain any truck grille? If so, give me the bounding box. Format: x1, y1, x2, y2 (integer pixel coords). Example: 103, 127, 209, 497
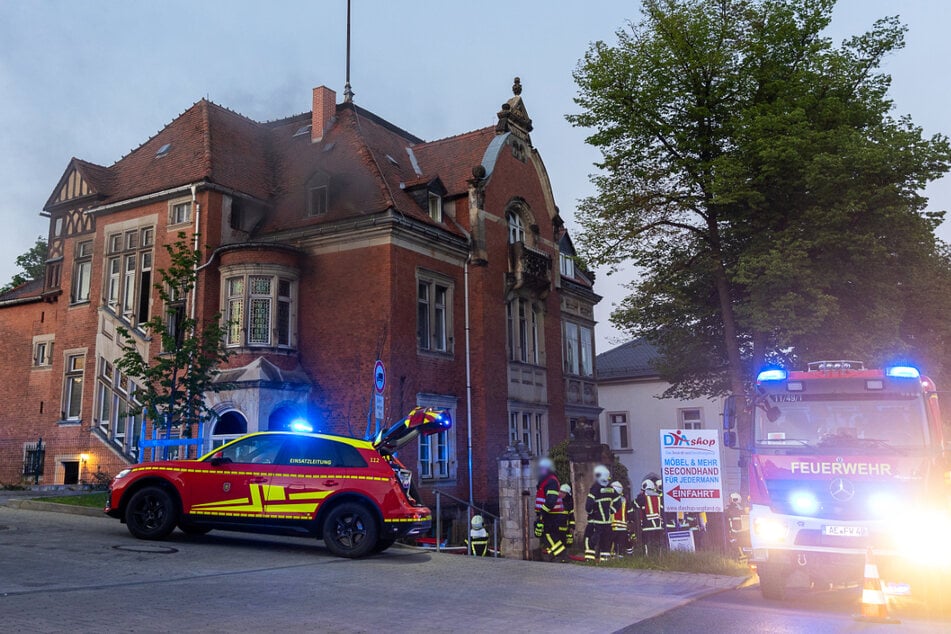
765, 478, 908, 521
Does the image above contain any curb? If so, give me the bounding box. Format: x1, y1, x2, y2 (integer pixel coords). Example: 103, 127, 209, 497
5, 499, 107, 518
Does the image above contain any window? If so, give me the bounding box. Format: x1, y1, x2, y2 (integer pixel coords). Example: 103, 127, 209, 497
95, 356, 143, 456
417, 396, 456, 480
32, 338, 53, 367
417, 275, 452, 353
223, 272, 297, 349
609, 412, 630, 450
507, 210, 524, 244
507, 298, 542, 364
210, 434, 287, 465
103, 225, 154, 325
62, 353, 85, 420
428, 193, 443, 222
71, 240, 92, 304
563, 321, 594, 377
308, 186, 328, 216
508, 409, 548, 456
559, 253, 575, 278
679, 408, 704, 430
169, 202, 191, 225
279, 437, 367, 468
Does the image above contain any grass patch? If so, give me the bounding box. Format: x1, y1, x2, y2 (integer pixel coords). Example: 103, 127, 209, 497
33, 492, 108, 508
595, 550, 751, 577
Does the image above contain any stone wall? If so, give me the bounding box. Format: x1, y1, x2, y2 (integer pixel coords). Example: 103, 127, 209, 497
497, 443, 537, 560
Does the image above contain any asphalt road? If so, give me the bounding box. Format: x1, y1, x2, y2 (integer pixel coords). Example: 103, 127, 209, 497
624, 583, 951, 633
0, 502, 740, 633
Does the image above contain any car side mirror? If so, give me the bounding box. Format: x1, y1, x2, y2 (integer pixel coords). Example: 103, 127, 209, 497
723, 395, 738, 431
723, 430, 737, 448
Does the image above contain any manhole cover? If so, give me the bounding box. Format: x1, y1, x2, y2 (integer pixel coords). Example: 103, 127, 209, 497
112, 545, 178, 554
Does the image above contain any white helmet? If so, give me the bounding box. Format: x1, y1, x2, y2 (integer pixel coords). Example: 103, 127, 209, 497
594, 465, 611, 487
611, 481, 623, 495
730, 492, 742, 505
654, 478, 663, 491
471, 515, 484, 530
560, 483, 572, 495
641, 478, 656, 492
538, 457, 555, 475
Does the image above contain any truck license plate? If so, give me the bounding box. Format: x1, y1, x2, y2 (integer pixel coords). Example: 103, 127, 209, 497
822, 525, 868, 537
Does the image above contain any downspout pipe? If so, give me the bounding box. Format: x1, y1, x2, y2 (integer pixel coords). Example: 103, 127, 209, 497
190, 185, 200, 321
464, 253, 474, 508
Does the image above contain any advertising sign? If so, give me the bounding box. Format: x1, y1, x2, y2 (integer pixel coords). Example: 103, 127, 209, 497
666, 529, 696, 552
659, 429, 724, 513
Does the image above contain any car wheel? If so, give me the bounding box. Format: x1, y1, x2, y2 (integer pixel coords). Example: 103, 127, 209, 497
125, 486, 179, 540
758, 564, 787, 600
322, 502, 379, 558
179, 523, 212, 536
372, 538, 396, 554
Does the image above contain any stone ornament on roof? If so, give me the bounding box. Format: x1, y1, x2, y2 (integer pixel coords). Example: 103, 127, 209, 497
496, 76, 533, 143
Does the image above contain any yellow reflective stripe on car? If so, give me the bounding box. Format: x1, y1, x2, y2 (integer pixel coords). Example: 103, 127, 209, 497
129, 465, 388, 482
189, 484, 332, 517
385, 516, 432, 523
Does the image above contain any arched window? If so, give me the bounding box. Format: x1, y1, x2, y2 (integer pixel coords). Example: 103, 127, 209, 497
210, 411, 247, 449
507, 210, 525, 244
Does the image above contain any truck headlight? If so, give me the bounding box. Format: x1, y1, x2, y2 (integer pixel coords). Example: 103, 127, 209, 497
753, 516, 788, 543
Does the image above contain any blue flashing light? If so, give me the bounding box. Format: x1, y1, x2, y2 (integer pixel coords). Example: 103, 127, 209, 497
289, 418, 314, 433
757, 368, 787, 382
886, 366, 920, 379
434, 410, 452, 430
789, 490, 820, 516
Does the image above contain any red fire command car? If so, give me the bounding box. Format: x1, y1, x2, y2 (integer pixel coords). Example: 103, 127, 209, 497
105, 407, 450, 558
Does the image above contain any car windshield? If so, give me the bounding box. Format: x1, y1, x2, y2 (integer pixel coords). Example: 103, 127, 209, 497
754, 392, 928, 451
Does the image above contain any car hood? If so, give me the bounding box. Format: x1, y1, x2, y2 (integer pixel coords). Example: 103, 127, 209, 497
373, 407, 452, 454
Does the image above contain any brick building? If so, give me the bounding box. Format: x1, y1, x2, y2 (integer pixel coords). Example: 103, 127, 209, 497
0, 79, 600, 506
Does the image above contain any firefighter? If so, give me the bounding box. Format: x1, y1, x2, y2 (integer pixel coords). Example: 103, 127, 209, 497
584, 465, 618, 563
610, 481, 633, 558
726, 492, 748, 560
466, 514, 489, 557
635, 478, 664, 555
534, 457, 567, 562
558, 483, 576, 550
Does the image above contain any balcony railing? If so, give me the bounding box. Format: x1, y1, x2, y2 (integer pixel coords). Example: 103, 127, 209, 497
508, 242, 551, 295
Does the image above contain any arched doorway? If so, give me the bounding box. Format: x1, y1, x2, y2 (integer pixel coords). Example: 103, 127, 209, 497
210, 411, 247, 449
268, 405, 301, 432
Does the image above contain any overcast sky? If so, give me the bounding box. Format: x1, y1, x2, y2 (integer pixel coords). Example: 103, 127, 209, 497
1, 0, 948, 353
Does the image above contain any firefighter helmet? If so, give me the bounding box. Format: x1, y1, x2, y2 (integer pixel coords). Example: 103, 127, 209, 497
730, 492, 742, 505
560, 483, 572, 495
654, 478, 663, 491
641, 478, 656, 492
471, 515, 484, 530
611, 481, 624, 495
594, 465, 611, 487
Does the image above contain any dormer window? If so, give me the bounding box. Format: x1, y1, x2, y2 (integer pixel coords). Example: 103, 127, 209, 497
308, 186, 328, 216
559, 253, 575, 279
428, 193, 443, 222
507, 210, 524, 244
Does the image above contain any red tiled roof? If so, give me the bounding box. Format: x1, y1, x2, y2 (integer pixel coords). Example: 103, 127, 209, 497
412, 127, 497, 196
0, 278, 44, 302
47, 96, 500, 238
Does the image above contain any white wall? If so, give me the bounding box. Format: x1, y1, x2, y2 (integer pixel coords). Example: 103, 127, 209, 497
597, 378, 741, 495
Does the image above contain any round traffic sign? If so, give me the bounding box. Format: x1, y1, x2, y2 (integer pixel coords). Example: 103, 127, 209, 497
374, 360, 386, 393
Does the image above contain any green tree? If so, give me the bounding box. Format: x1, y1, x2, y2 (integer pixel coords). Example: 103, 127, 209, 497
2, 236, 47, 293
115, 233, 230, 442
569, 0, 951, 396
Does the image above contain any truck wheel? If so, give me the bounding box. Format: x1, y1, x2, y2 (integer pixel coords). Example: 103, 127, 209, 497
322, 502, 378, 558
758, 564, 787, 600
125, 486, 178, 540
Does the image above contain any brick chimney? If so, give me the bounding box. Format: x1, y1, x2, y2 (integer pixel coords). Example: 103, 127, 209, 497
312, 86, 336, 143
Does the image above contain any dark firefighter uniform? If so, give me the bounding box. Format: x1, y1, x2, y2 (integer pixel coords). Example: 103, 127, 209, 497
612, 496, 633, 557
535, 473, 566, 560
584, 484, 619, 562
635, 489, 664, 554
557, 485, 575, 549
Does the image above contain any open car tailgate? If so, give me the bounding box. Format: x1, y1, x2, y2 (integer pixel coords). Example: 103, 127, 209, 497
374, 407, 452, 454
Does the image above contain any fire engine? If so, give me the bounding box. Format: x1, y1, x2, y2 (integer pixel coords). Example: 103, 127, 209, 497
723, 361, 951, 599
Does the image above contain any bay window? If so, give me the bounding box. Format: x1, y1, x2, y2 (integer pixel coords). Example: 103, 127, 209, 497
563, 321, 594, 377
222, 268, 298, 349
